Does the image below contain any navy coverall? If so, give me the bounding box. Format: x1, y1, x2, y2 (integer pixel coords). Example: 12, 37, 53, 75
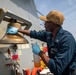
30, 27, 76, 75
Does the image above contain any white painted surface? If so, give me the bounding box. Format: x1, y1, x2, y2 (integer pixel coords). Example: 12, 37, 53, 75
0, 0, 42, 75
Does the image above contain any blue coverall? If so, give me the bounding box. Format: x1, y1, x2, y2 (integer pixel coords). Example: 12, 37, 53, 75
30, 27, 76, 75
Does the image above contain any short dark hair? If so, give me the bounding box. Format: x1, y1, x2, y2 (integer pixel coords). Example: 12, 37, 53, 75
51, 21, 61, 27
56, 24, 61, 27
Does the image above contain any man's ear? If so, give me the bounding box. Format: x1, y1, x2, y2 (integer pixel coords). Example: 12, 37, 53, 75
53, 23, 56, 27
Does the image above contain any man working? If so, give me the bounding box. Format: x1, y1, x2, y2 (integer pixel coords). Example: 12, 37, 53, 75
7, 10, 76, 75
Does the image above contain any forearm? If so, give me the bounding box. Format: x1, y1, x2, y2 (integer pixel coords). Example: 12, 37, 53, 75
18, 29, 30, 36
38, 51, 50, 67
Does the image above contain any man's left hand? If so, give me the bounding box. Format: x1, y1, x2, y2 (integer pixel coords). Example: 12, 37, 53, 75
32, 42, 41, 55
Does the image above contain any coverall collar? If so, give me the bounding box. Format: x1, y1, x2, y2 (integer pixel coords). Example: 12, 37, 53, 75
54, 27, 64, 43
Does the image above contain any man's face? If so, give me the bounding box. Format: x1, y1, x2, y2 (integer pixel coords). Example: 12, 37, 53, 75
44, 21, 54, 32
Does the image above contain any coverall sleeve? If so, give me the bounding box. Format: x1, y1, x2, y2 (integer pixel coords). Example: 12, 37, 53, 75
48, 37, 75, 75
30, 30, 47, 42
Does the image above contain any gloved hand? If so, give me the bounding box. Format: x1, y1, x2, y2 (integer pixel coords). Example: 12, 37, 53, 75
32, 42, 41, 55
6, 26, 18, 34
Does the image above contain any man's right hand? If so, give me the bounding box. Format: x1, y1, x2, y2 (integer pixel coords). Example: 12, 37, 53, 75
6, 26, 18, 34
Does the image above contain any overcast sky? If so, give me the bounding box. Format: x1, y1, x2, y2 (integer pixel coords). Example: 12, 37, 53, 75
34, 0, 76, 39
